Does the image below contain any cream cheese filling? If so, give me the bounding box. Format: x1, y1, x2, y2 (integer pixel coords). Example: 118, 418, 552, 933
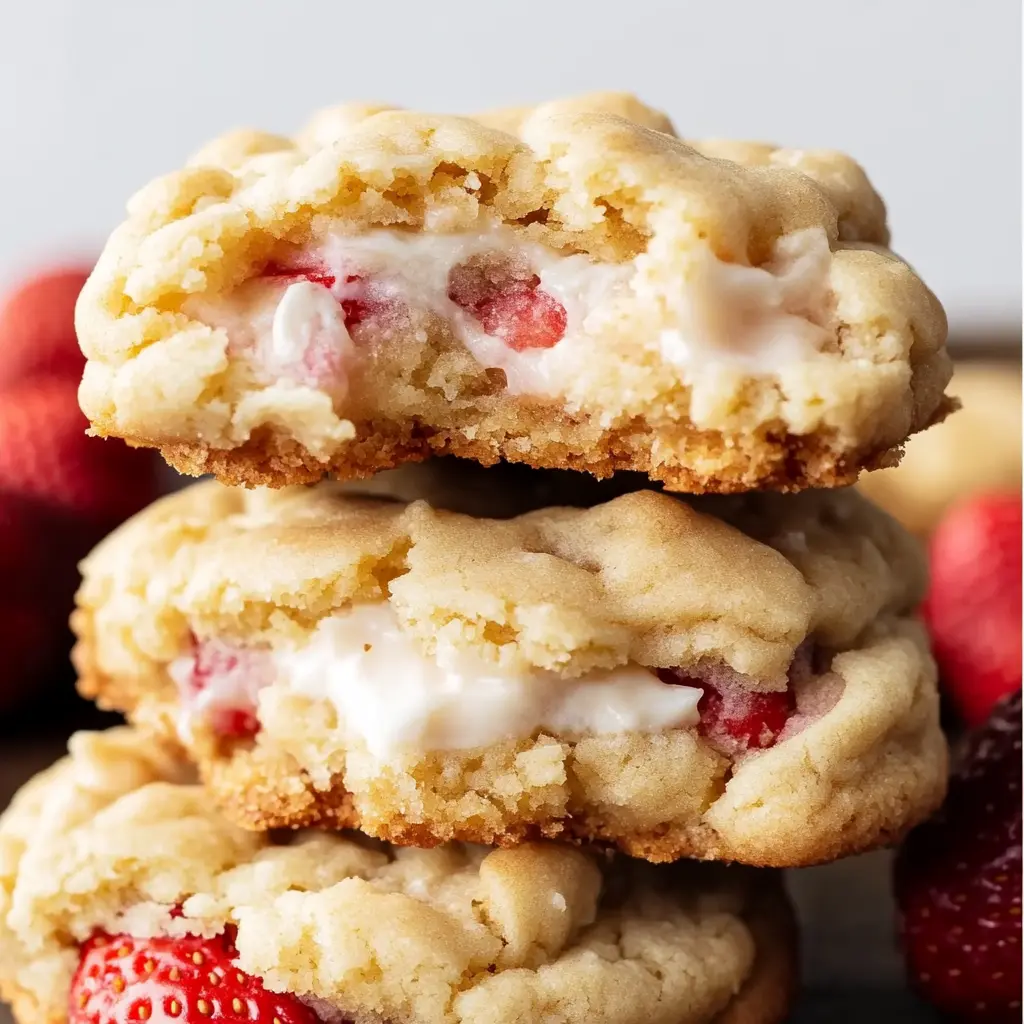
172, 603, 703, 759
185, 222, 833, 402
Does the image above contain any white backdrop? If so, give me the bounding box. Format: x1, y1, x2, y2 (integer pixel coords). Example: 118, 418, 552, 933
0, 0, 1019, 336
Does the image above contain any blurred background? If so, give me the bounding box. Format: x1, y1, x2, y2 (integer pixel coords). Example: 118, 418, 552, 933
0, 1, 1019, 1021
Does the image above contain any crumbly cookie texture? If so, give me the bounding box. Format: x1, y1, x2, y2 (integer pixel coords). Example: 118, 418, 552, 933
72, 476, 947, 865
859, 362, 1022, 534
76, 91, 951, 493
0, 729, 797, 1024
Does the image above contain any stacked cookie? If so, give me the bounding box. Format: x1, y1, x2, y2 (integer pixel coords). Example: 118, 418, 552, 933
1, 94, 955, 1024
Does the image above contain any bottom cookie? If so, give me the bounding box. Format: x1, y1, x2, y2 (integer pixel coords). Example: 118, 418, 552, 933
0, 728, 796, 1024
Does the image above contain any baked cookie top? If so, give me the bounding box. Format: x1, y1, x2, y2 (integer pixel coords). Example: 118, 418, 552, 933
77, 474, 925, 688
75, 92, 950, 493
0, 728, 793, 1024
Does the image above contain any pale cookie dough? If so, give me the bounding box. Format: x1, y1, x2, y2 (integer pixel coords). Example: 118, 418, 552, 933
859, 362, 1021, 534
76, 91, 951, 493
0, 728, 797, 1024
72, 474, 947, 866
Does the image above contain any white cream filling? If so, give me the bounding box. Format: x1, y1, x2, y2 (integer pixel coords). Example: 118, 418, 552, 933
188, 223, 833, 401
271, 604, 702, 759
654, 228, 833, 371
321, 226, 634, 394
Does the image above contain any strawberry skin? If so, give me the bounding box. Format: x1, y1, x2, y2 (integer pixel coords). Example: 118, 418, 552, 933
473, 282, 567, 351
71, 930, 325, 1024
895, 689, 1022, 1022
0, 376, 159, 524
0, 267, 91, 387
923, 495, 1022, 727
693, 680, 793, 752
657, 667, 794, 755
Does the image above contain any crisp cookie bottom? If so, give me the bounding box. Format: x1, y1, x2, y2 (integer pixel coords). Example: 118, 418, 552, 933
0, 729, 797, 1024
157, 409, 921, 494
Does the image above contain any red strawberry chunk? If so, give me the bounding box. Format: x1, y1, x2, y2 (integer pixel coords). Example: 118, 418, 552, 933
176, 638, 273, 740
71, 930, 327, 1024
657, 665, 795, 755
261, 255, 337, 290
448, 258, 567, 351
895, 689, 1022, 1022
695, 680, 793, 751
208, 707, 262, 740
472, 280, 567, 351
923, 494, 1022, 727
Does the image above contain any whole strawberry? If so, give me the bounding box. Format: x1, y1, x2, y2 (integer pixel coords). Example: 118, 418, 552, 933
0, 267, 90, 387
923, 494, 1022, 727
71, 930, 326, 1024
0, 266, 162, 711
0, 376, 158, 524
895, 689, 1022, 1022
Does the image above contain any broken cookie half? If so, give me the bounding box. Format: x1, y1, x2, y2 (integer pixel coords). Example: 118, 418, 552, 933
76, 93, 951, 493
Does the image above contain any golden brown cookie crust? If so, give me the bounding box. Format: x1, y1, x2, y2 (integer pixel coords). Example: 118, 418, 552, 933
76, 92, 951, 493
0, 729, 796, 1024
72, 476, 946, 866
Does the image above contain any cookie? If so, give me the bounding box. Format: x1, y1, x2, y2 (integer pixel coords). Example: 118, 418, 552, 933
72, 472, 947, 866
859, 362, 1021, 534
76, 92, 951, 494
0, 728, 797, 1024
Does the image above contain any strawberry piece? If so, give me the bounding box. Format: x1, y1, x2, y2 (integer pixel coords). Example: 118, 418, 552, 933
695, 681, 794, 751
176, 637, 273, 740
923, 494, 1022, 727
895, 689, 1022, 1022
657, 666, 794, 755
339, 277, 374, 328
261, 255, 336, 290
209, 707, 261, 739
473, 281, 567, 351
70, 930, 326, 1024
448, 258, 567, 352
0, 377, 160, 523
261, 257, 384, 334
0, 267, 91, 388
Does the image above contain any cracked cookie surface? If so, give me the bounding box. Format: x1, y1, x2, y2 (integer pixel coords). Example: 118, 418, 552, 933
0, 728, 796, 1024
76, 92, 951, 493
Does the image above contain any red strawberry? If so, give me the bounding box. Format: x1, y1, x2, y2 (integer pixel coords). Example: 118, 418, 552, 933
71, 930, 325, 1024
0, 376, 159, 523
0, 267, 91, 387
895, 689, 1022, 1022
176, 637, 273, 740
923, 494, 1022, 727
472, 282, 567, 351
448, 259, 567, 351
657, 667, 794, 755
261, 258, 385, 333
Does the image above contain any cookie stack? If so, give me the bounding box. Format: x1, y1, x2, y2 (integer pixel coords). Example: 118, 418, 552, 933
1, 93, 954, 1024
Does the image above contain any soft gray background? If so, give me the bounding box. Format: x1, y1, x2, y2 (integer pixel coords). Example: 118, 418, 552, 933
0, 0, 1020, 339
